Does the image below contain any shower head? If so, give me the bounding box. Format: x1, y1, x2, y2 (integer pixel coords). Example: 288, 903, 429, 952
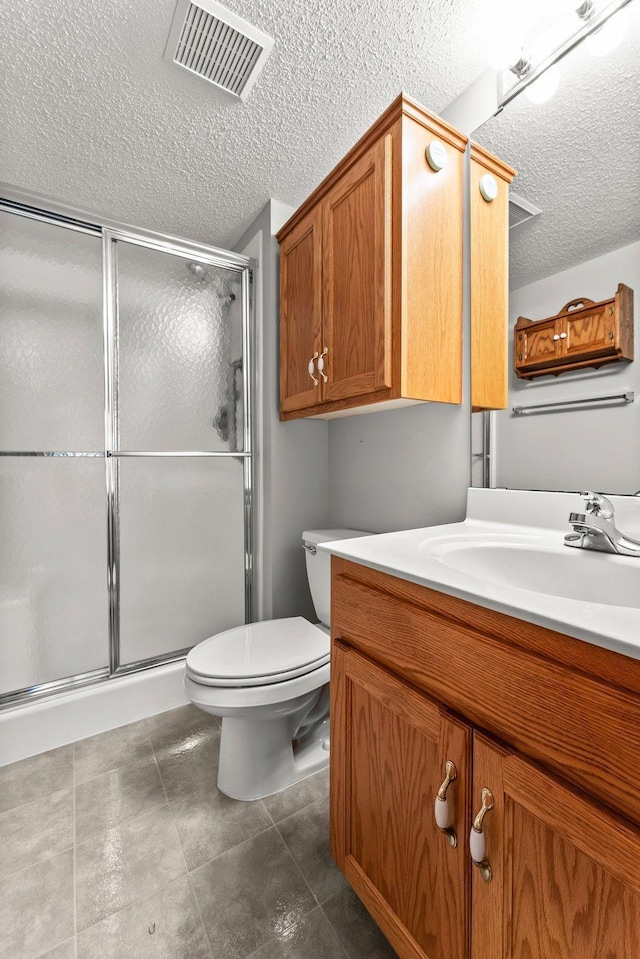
186, 262, 237, 301
187, 262, 207, 279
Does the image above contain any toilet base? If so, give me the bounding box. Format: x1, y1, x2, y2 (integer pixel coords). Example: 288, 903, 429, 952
217, 694, 330, 801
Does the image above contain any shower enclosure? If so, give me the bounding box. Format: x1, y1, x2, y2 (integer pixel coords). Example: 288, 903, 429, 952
0, 195, 254, 707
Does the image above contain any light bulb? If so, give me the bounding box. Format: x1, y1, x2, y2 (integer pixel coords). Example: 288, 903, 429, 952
525, 65, 561, 104
585, 8, 627, 56
487, 26, 524, 71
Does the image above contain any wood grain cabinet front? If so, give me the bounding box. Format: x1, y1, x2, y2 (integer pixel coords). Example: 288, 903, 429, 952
277, 94, 468, 420
330, 556, 640, 959
472, 733, 640, 959
331, 641, 471, 959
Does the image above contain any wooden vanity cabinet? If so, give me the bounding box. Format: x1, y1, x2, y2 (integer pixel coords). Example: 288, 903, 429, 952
330, 556, 640, 959
277, 94, 468, 420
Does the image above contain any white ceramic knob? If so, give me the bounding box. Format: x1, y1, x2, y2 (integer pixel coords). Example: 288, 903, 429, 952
470, 827, 486, 865
434, 795, 453, 830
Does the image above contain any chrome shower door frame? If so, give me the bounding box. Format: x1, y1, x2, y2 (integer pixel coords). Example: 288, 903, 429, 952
104, 227, 255, 677
0, 196, 256, 706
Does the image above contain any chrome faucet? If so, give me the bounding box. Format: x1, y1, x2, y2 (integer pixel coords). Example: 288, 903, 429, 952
564, 491, 640, 556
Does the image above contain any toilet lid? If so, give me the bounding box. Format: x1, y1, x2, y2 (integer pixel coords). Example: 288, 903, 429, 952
185, 617, 330, 687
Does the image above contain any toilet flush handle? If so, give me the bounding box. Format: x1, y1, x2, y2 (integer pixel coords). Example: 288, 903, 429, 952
302, 543, 317, 555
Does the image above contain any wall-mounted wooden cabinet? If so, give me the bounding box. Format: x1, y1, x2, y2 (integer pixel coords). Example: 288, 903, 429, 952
331, 557, 640, 959
277, 94, 468, 420
515, 283, 634, 379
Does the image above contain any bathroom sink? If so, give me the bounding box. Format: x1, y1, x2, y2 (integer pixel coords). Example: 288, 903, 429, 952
431, 539, 640, 608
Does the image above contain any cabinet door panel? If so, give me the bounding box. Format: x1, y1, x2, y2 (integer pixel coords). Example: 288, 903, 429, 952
279, 207, 323, 412
332, 641, 471, 959
516, 318, 560, 371
322, 135, 393, 401
564, 305, 616, 361
472, 733, 640, 959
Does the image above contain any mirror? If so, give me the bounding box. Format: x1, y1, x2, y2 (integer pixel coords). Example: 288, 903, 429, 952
471, 2, 640, 494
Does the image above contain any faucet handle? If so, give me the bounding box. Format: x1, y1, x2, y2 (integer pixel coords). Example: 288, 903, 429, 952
580, 491, 615, 519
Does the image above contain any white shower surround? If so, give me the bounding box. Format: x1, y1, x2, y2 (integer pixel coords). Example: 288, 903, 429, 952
0, 660, 188, 766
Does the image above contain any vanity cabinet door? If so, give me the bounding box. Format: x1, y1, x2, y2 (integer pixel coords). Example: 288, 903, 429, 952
471, 732, 640, 959
331, 641, 471, 959
279, 205, 324, 413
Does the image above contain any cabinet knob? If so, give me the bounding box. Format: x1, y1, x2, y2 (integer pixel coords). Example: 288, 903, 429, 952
308, 353, 319, 386
560, 332, 567, 339
470, 787, 494, 882
434, 760, 458, 847
317, 347, 329, 383
553, 334, 560, 341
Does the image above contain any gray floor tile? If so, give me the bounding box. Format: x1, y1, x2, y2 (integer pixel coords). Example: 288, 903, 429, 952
277, 794, 348, 904
145, 703, 219, 752
75, 757, 166, 843
75, 804, 186, 931
154, 723, 221, 803
0, 848, 74, 959
40, 941, 76, 959
191, 826, 316, 959
170, 782, 272, 871
0, 787, 74, 880
262, 767, 330, 824
76, 875, 210, 959
248, 907, 348, 959
74, 720, 153, 785
323, 887, 399, 959
0, 745, 73, 815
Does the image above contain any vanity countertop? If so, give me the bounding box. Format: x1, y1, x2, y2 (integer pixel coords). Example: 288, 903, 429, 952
320, 488, 640, 663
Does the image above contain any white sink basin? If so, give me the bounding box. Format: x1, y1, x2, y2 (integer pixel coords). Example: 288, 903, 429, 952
431, 538, 640, 609
320, 489, 640, 662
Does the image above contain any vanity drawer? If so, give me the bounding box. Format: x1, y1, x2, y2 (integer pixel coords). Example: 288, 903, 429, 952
332, 558, 640, 828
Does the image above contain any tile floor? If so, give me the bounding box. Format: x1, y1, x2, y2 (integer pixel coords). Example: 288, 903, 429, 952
0, 704, 399, 959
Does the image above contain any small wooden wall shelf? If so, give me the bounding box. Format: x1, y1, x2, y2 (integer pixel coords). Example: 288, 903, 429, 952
514, 283, 633, 380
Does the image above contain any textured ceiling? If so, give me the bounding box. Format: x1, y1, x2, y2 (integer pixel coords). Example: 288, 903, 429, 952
0, 0, 490, 248
475, 2, 640, 290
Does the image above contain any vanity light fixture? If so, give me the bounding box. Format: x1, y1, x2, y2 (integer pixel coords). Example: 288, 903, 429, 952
493, 0, 633, 110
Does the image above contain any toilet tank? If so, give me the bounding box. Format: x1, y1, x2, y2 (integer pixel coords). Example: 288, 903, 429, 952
302, 529, 370, 629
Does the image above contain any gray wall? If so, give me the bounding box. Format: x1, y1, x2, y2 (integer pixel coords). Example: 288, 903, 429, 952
236, 202, 330, 621
328, 401, 471, 532
328, 160, 472, 534
493, 240, 640, 494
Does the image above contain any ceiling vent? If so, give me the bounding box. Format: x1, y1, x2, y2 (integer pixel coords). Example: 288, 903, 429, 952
164, 0, 274, 101
509, 192, 542, 230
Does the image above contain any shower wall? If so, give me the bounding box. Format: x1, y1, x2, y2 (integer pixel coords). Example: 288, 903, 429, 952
0, 203, 252, 703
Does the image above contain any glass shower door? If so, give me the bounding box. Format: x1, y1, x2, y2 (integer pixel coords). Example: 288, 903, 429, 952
0, 209, 109, 697
112, 238, 248, 669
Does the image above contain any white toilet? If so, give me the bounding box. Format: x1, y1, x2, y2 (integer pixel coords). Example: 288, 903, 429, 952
184, 528, 369, 801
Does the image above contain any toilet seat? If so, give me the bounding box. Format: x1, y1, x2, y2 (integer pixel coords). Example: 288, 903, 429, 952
185, 616, 330, 687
